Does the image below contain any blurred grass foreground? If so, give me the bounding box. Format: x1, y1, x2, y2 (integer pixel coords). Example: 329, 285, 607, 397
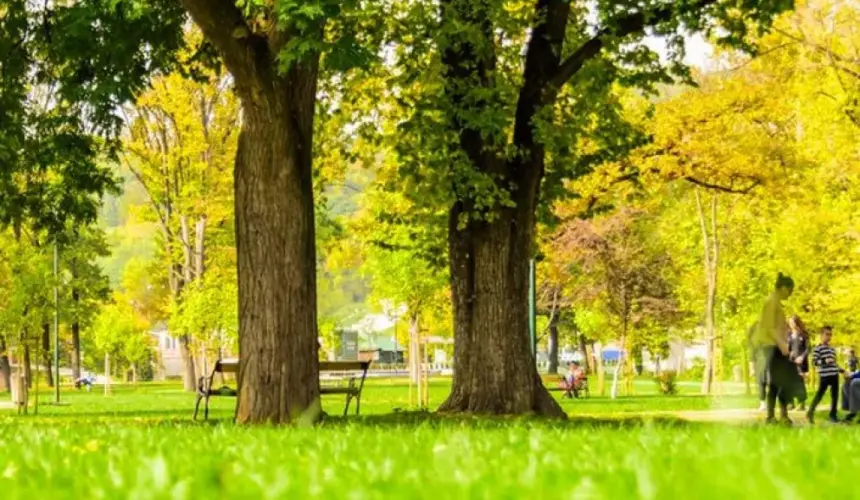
2, 378, 857, 499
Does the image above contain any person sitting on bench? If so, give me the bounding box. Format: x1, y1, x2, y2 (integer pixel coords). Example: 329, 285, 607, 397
74, 373, 94, 391
559, 362, 585, 398
841, 369, 860, 422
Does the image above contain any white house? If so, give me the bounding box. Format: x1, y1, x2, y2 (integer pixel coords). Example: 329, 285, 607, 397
149, 323, 184, 379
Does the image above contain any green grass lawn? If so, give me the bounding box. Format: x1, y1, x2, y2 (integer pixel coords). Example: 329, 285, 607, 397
0, 378, 855, 499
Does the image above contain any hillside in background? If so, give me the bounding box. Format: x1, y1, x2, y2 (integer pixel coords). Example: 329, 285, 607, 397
98, 166, 159, 289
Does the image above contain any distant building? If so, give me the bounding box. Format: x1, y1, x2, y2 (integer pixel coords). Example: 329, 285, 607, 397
149, 323, 183, 379
338, 313, 405, 364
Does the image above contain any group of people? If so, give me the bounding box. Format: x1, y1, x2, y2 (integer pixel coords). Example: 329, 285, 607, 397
751, 273, 860, 424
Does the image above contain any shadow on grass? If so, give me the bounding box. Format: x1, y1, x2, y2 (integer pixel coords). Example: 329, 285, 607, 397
4, 400, 766, 432
315, 410, 756, 432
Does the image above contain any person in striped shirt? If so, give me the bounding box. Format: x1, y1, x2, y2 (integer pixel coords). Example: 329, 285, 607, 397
806, 326, 843, 423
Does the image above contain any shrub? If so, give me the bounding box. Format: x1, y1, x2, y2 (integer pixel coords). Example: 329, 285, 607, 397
680, 358, 705, 382
654, 372, 678, 395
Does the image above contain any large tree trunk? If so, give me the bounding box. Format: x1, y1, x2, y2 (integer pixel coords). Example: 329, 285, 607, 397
232, 76, 321, 424
183, 0, 322, 425
547, 315, 560, 374
41, 324, 54, 388
439, 210, 564, 417
0, 338, 10, 392
436, 0, 569, 418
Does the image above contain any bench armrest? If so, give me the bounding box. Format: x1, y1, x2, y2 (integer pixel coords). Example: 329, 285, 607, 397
197, 374, 215, 394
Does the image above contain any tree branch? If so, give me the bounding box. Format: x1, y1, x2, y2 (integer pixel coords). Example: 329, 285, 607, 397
181, 0, 269, 85
683, 176, 760, 194
548, 0, 718, 91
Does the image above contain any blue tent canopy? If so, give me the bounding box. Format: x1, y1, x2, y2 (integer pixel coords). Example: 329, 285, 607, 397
601, 348, 622, 362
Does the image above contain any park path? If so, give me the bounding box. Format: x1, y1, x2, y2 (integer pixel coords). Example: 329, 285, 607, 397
621, 408, 836, 425
654, 408, 765, 422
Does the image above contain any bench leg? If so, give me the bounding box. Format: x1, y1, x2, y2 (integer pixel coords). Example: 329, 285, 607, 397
343, 393, 353, 417
204, 395, 211, 421
193, 394, 203, 420
355, 393, 362, 416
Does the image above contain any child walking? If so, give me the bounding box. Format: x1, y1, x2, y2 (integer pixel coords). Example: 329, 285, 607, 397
807, 326, 843, 424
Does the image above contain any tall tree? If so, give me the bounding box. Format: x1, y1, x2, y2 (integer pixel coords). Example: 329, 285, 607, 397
179, 0, 384, 422
62, 225, 112, 382
351, 151, 450, 385
1, 0, 384, 423
394, 0, 793, 415
695, 190, 719, 394
123, 65, 238, 391
555, 208, 678, 398
91, 298, 152, 394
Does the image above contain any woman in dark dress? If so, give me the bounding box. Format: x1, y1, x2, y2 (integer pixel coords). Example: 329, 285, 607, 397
788, 315, 810, 410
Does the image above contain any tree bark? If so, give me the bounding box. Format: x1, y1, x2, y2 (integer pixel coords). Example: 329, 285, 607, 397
180, 337, 197, 392
104, 352, 111, 395
181, 215, 193, 285
578, 334, 590, 374
436, 0, 569, 418
195, 216, 206, 279
409, 313, 421, 384
742, 342, 751, 396
0, 337, 10, 392
182, 0, 323, 425
440, 209, 564, 417
71, 290, 82, 382
408, 313, 423, 408
547, 315, 560, 374
41, 323, 54, 388
24, 345, 32, 389
178, 215, 198, 392
231, 86, 321, 424
696, 191, 718, 395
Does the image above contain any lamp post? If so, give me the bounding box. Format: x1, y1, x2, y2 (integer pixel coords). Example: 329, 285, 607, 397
53, 241, 60, 405
392, 311, 398, 368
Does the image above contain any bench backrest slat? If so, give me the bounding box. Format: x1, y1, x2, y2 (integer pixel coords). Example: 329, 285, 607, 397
319, 361, 370, 372
211, 359, 368, 374
215, 359, 239, 374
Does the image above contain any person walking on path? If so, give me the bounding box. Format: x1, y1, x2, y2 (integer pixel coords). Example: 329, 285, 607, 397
751, 273, 796, 424
807, 326, 843, 424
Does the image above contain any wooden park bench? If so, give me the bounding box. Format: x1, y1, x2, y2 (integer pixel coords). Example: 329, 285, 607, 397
193, 358, 239, 421
193, 359, 371, 420
541, 373, 590, 399
319, 361, 371, 417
